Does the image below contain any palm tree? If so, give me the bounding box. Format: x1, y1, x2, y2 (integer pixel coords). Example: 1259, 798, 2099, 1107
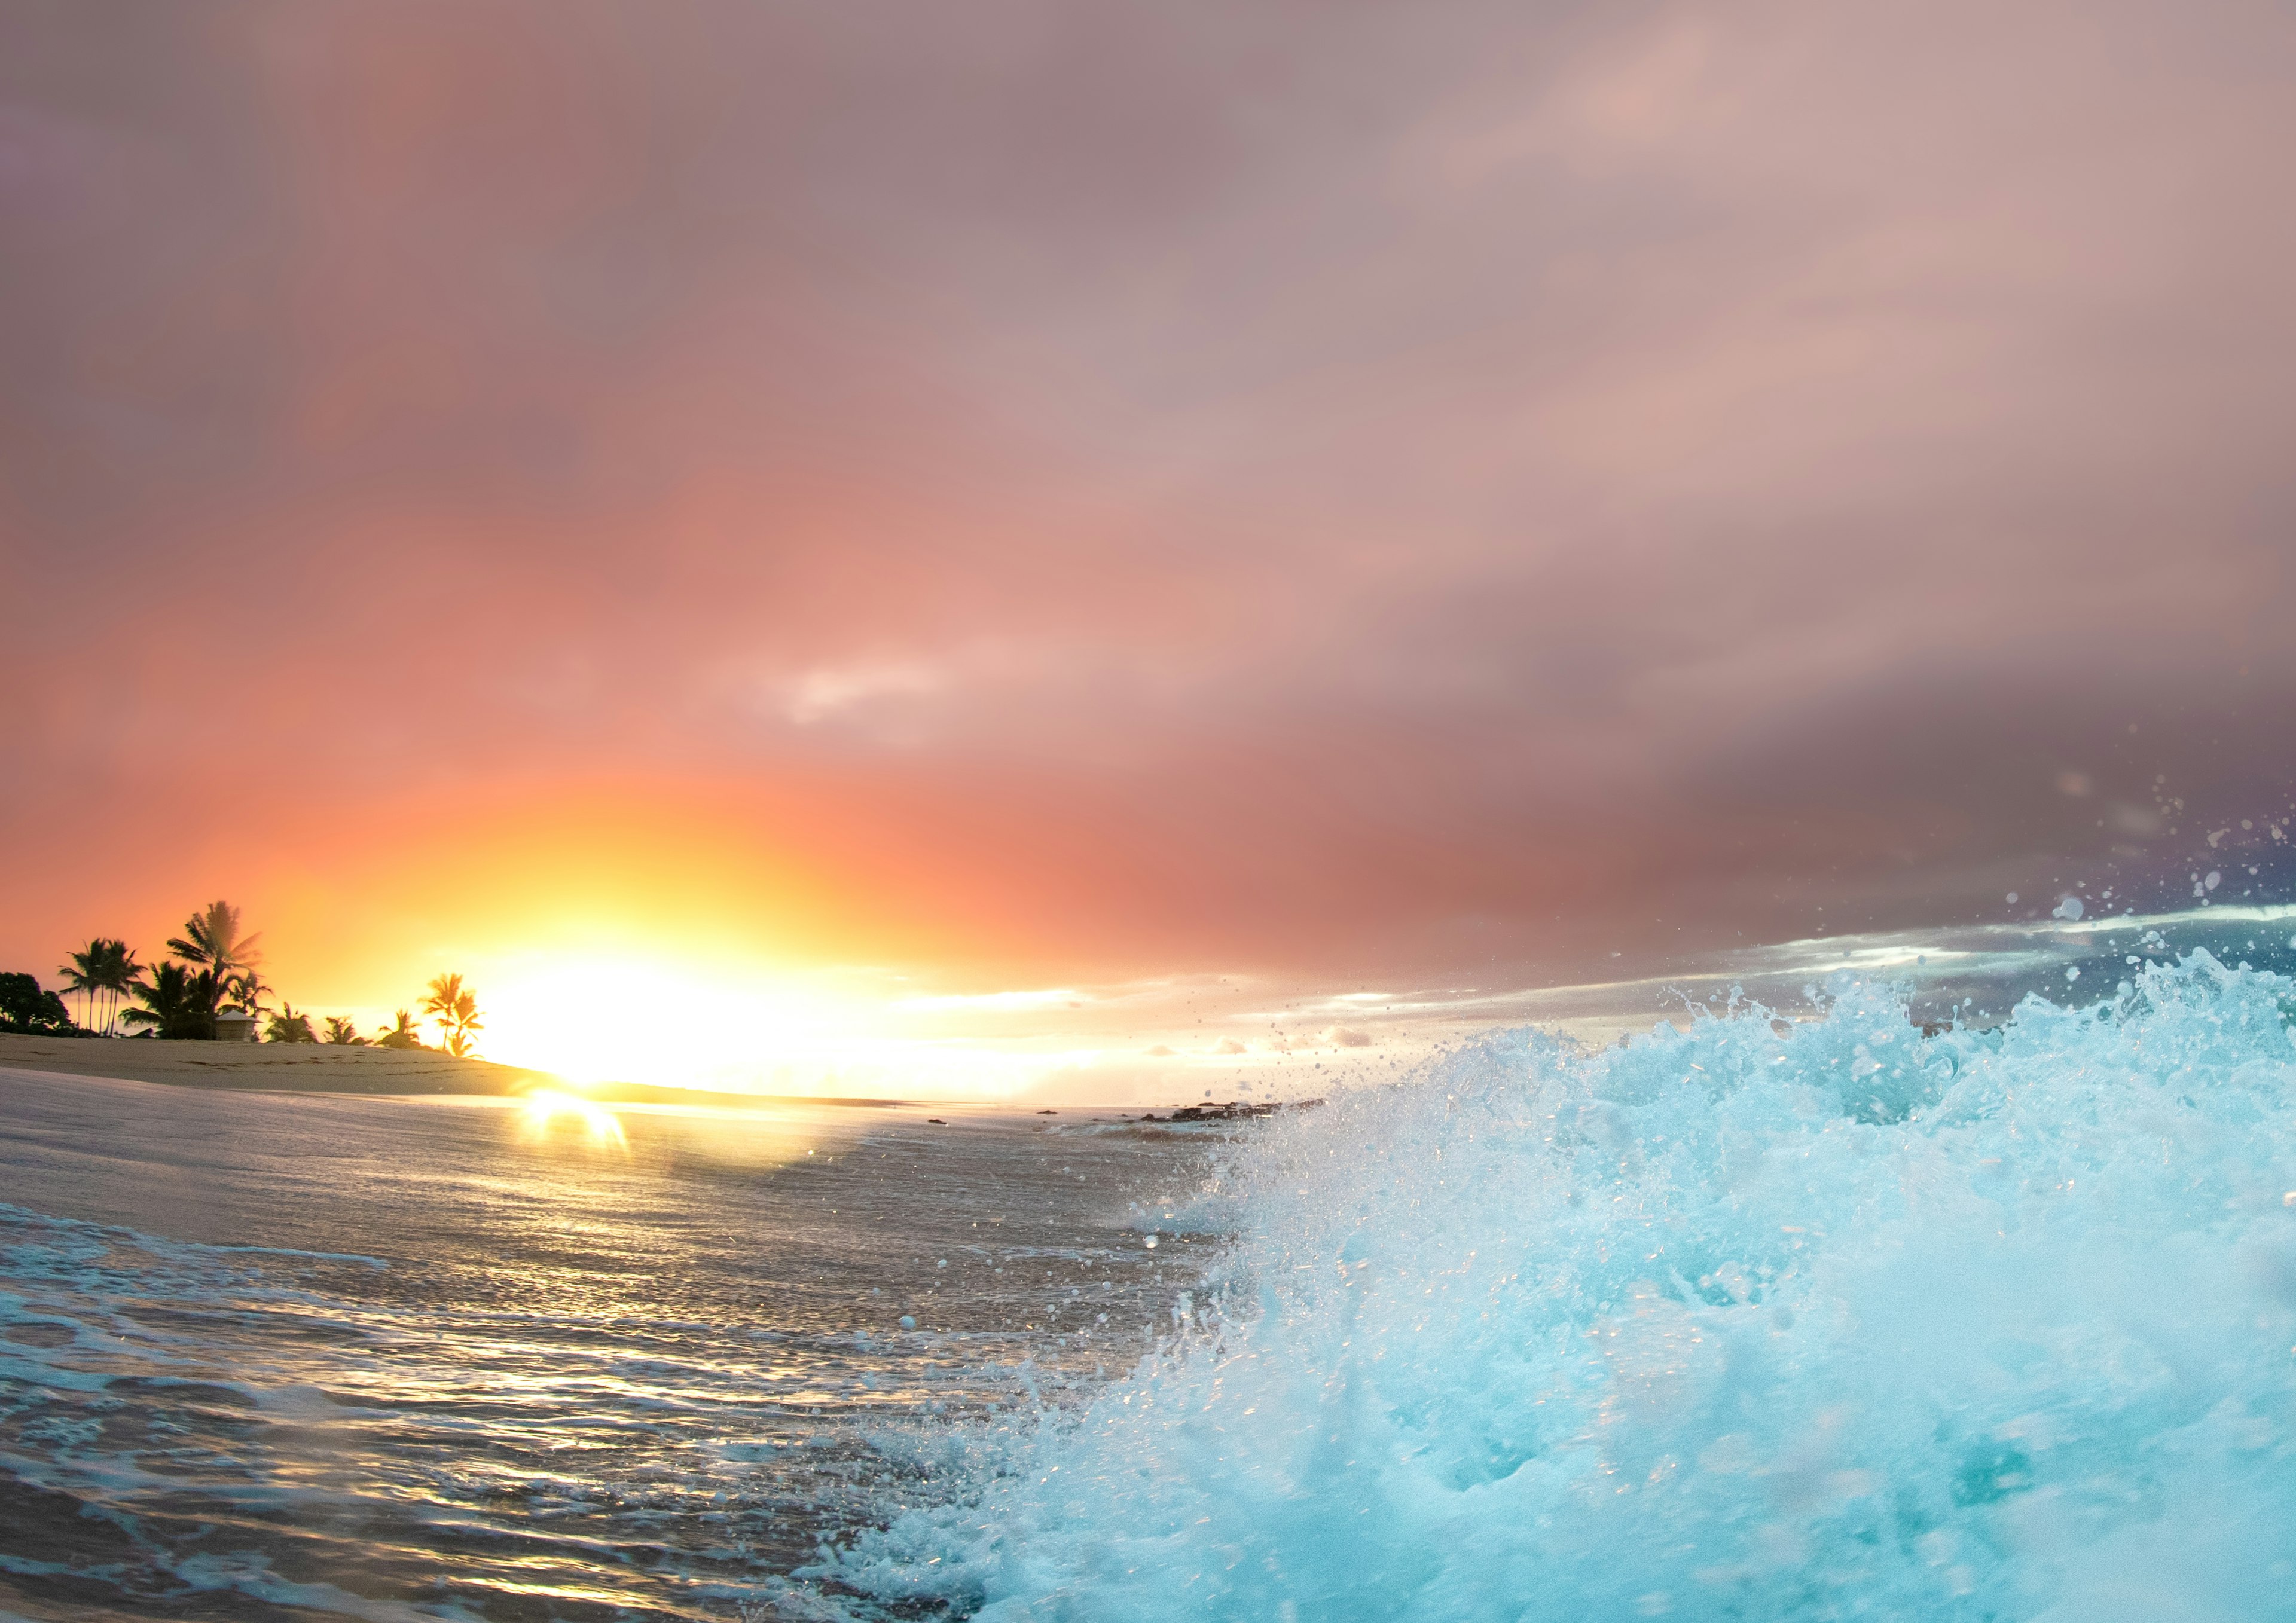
265, 1004, 316, 1043
321, 1016, 367, 1046
57, 942, 102, 1031
420, 973, 484, 1057
374, 1010, 425, 1049
442, 989, 483, 1057
224, 967, 274, 1017
123, 964, 217, 1039
420, 973, 465, 1030
95, 941, 144, 1035
166, 901, 262, 1027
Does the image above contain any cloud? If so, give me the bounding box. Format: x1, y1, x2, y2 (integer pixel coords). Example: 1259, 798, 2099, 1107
5, 0, 2295, 995
783, 662, 949, 727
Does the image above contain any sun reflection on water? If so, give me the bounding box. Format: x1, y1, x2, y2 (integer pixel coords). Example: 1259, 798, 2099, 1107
518, 1087, 628, 1150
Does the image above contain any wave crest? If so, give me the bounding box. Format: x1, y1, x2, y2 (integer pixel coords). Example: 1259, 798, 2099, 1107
832, 953, 2296, 1621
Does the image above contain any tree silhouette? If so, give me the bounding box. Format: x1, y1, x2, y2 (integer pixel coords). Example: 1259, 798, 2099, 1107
321, 1016, 367, 1046
265, 1004, 317, 1043
420, 973, 465, 1028
441, 998, 481, 1057
374, 1010, 425, 1050
122, 964, 216, 1038
166, 901, 262, 1027
94, 941, 144, 1035
63, 938, 148, 1034
224, 967, 274, 1017
57, 943, 102, 1031
420, 973, 484, 1058
0, 973, 73, 1034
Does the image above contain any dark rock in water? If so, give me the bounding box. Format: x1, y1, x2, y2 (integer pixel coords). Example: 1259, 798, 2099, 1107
1138, 1099, 1324, 1124
1036, 1108, 1058, 1115
926, 1117, 946, 1124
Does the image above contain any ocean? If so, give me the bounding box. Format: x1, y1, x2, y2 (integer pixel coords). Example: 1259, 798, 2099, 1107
0, 1076, 1220, 1620
8, 950, 2296, 1620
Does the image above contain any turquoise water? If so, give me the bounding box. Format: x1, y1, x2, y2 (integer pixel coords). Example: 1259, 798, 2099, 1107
835, 954, 2296, 1620
7, 951, 2294, 1619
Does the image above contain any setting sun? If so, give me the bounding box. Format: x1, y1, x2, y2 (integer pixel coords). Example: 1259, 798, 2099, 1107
477, 953, 856, 1090
468, 950, 1129, 1101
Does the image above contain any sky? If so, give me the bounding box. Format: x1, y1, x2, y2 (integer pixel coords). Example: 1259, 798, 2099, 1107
5, 0, 2295, 1091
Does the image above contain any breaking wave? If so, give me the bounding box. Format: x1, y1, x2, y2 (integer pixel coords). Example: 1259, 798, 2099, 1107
831, 953, 2296, 1621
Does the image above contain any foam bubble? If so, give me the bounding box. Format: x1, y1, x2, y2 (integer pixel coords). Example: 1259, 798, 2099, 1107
832, 954, 2296, 1621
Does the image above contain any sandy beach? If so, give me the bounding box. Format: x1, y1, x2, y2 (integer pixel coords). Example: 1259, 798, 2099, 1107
0, 1033, 912, 1108
0, 1032, 547, 1095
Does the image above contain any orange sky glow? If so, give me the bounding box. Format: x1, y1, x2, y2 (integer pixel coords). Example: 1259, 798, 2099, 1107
8, 1, 2296, 1098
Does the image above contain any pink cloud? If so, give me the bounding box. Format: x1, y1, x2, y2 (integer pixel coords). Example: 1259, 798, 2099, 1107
4, 0, 2294, 992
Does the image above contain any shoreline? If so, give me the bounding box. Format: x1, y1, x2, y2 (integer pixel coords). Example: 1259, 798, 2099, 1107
0, 1034, 909, 1108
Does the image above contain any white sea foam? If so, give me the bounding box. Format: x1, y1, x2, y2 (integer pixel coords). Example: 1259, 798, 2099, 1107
830, 953, 2296, 1621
